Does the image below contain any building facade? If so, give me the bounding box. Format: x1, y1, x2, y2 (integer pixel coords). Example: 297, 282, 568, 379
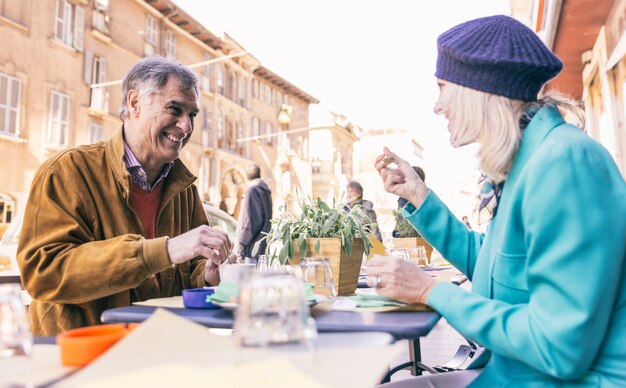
513, 0, 626, 176
0, 0, 318, 225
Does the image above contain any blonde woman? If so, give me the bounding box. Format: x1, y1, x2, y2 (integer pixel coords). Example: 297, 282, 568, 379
371, 15, 626, 387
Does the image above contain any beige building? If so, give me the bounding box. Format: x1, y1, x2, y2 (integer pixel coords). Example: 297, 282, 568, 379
513, 0, 626, 176
0, 0, 318, 225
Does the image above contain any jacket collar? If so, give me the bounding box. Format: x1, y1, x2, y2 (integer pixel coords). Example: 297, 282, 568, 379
106, 127, 197, 196
506, 105, 565, 184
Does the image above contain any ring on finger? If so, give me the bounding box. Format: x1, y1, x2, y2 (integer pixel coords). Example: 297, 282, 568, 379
374, 275, 382, 289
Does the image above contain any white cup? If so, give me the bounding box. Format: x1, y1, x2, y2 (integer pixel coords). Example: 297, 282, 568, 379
219, 263, 255, 285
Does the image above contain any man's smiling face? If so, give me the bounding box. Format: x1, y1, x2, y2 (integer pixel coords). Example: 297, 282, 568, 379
129, 76, 199, 167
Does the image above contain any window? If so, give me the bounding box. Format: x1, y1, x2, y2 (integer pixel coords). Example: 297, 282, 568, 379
216, 66, 224, 95
165, 30, 176, 58
265, 122, 272, 145
0, 0, 30, 27
0, 72, 22, 137
216, 109, 224, 147
251, 79, 258, 98
0, 192, 15, 223
54, 0, 84, 51
47, 91, 70, 147
228, 73, 236, 101
92, 0, 109, 34
201, 54, 212, 92
54, 0, 72, 45
239, 78, 247, 107
145, 15, 157, 45
202, 107, 211, 147
251, 117, 259, 138
83, 53, 108, 113
88, 123, 103, 143
236, 121, 245, 155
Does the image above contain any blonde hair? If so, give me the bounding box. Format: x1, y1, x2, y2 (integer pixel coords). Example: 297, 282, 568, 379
436, 82, 585, 183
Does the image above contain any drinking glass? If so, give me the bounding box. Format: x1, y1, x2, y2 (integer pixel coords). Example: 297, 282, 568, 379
233, 271, 317, 347
388, 248, 410, 262
256, 255, 269, 272
300, 257, 337, 299
413, 246, 429, 266
0, 284, 32, 368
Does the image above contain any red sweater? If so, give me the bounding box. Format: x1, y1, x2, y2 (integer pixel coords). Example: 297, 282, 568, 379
130, 180, 165, 239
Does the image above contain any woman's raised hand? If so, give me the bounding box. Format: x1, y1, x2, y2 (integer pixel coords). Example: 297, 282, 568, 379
374, 147, 429, 208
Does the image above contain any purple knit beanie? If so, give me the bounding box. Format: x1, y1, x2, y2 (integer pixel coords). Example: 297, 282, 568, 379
435, 15, 563, 102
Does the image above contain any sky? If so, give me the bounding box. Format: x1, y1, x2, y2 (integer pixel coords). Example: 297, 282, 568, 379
174, 0, 511, 200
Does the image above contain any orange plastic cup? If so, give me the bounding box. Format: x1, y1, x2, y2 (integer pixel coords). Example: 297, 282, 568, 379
56, 323, 138, 366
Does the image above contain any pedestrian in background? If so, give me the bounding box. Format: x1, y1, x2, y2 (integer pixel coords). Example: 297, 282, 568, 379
392, 166, 425, 238
345, 180, 382, 241
236, 164, 272, 263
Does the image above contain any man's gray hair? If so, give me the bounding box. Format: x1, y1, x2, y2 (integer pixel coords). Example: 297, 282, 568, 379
119, 56, 199, 119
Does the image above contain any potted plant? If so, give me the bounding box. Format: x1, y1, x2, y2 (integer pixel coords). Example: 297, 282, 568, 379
392, 209, 434, 262
254, 195, 374, 295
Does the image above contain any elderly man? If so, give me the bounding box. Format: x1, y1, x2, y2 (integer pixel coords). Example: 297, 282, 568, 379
18, 57, 233, 335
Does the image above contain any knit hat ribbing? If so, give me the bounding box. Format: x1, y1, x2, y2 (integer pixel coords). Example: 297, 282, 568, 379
435, 15, 563, 102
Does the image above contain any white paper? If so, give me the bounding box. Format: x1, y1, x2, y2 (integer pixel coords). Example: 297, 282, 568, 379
61, 308, 403, 387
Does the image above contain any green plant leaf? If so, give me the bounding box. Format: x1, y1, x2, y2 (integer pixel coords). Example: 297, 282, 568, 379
315, 238, 320, 253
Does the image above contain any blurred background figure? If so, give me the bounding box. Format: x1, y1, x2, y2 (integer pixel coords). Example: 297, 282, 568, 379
345, 181, 382, 241
461, 215, 472, 229
392, 166, 426, 238
236, 164, 272, 263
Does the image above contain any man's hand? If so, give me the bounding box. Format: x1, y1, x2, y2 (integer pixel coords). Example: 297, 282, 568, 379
166, 225, 233, 266
366, 255, 437, 305
374, 147, 429, 208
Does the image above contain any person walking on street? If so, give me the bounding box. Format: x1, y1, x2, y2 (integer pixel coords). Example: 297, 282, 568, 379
236, 164, 273, 263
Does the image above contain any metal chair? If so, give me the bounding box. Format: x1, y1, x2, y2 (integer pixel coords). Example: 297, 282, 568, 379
381, 339, 489, 383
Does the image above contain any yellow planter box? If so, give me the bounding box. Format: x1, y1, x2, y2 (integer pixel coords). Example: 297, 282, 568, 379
290, 237, 364, 296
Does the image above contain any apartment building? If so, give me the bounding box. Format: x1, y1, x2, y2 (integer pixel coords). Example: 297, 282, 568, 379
513, 0, 626, 176
0, 0, 319, 224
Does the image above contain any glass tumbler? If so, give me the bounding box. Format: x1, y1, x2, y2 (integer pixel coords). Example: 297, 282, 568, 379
300, 257, 337, 299
0, 284, 32, 366
233, 271, 317, 347
388, 248, 410, 262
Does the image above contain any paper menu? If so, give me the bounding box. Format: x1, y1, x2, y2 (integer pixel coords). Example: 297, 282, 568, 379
61, 308, 402, 387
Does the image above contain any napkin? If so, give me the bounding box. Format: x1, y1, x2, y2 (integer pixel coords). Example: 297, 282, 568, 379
209, 282, 316, 304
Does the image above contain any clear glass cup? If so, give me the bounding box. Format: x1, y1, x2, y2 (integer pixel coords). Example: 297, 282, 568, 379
233, 271, 317, 347
388, 248, 410, 262
412, 246, 429, 267
0, 284, 32, 366
256, 255, 269, 272
269, 255, 283, 271
300, 257, 337, 299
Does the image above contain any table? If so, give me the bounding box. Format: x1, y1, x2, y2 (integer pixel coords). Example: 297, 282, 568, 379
101, 302, 441, 379
1, 331, 397, 387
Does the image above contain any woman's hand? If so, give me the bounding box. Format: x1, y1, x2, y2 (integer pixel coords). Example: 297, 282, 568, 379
366, 255, 438, 304
374, 147, 429, 208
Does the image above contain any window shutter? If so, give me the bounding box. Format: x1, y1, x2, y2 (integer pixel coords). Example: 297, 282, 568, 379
98, 57, 107, 83
83, 50, 93, 84
73, 5, 85, 51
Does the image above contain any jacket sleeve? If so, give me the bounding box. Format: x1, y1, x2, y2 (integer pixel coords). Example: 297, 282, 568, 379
403, 191, 484, 279
18, 166, 173, 304
188, 185, 211, 287
426, 144, 626, 379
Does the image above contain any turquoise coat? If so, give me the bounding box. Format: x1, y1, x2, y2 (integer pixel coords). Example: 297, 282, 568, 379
404, 106, 626, 387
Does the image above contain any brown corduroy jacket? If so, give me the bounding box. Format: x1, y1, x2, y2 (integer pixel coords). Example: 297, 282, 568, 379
18, 129, 218, 335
